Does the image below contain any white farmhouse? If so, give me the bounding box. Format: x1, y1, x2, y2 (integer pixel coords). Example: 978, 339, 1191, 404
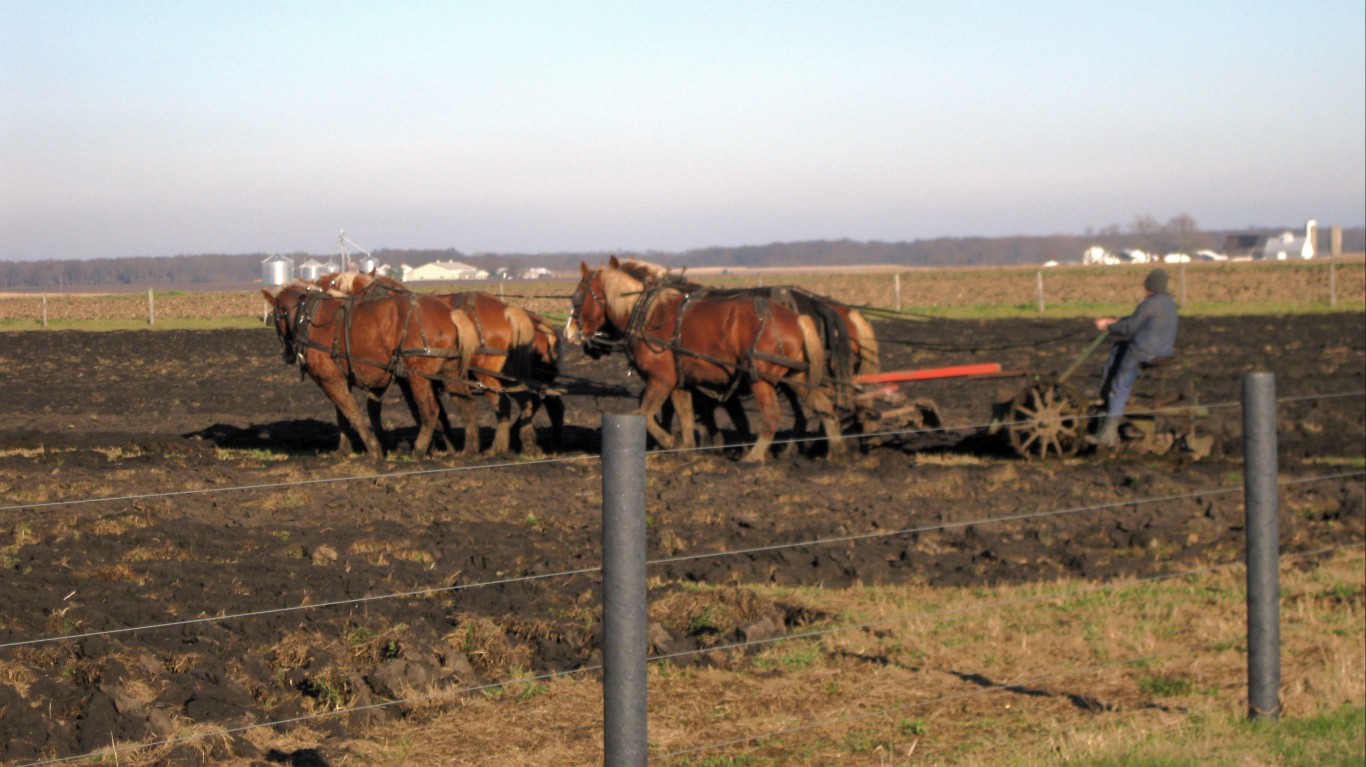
407, 260, 490, 281
1261, 220, 1317, 260
1083, 246, 1120, 265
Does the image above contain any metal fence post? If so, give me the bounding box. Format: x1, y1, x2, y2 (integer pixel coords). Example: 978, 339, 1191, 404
1242, 372, 1281, 719
602, 414, 648, 766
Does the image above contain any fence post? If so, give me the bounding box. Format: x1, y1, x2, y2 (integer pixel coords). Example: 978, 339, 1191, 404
42, 293, 48, 328
1242, 372, 1281, 720
602, 414, 648, 766
1329, 263, 1337, 308
1036, 271, 1045, 313
893, 272, 901, 313
148, 288, 155, 326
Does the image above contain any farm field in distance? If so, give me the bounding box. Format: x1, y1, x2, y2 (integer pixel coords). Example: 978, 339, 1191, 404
0, 260, 1361, 765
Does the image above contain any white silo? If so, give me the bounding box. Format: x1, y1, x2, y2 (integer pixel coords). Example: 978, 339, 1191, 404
261, 254, 294, 286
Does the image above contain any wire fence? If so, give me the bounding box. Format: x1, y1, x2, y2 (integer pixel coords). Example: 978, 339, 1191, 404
0, 388, 1362, 765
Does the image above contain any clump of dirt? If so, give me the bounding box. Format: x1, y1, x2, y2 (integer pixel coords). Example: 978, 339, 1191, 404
0, 312, 1361, 763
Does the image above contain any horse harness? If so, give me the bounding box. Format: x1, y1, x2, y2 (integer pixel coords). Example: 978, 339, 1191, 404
624, 282, 809, 402
291, 290, 468, 390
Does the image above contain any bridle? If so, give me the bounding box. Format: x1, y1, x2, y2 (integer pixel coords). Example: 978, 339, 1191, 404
568, 273, 625, 357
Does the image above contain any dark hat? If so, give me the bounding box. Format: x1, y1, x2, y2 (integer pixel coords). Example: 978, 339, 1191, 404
1144, 269, 1169, 293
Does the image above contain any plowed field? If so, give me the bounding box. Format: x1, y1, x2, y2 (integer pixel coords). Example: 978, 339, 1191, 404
0, 312, 1362, 764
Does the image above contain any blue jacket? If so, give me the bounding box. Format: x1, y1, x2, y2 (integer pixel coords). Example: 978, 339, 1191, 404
1108, 291, 1178, 363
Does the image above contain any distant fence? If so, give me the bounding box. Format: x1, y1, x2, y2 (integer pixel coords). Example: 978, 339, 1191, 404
0, 259, 1362, 327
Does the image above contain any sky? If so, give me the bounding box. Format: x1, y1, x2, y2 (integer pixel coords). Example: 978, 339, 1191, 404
2, 1, 1363, 261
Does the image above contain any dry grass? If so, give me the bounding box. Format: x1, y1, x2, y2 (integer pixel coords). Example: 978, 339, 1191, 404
156, 549, 1365, 766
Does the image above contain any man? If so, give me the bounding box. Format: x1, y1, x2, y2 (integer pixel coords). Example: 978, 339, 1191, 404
1090, 269, 1179, 447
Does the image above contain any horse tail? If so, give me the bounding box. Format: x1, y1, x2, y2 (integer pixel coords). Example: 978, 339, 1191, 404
448, 309, 478, 379
845, 308, 881, 377
796, 314, 825, 391
525, 310, 561, 369
503, 306, 538, 380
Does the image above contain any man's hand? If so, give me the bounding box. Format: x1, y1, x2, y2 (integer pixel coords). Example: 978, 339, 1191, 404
1096, 317, 1116, 331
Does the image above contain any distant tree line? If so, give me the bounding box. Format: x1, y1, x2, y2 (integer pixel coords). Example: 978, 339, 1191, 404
2, 222, 1361, 289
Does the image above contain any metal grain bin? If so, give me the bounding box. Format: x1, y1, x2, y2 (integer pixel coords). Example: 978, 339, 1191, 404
261, 254, 294, 286
297, 259, 326, 282
357, 254, 380, 275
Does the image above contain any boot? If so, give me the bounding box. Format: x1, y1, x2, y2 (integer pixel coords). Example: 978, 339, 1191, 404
1088, 416, 1121, 448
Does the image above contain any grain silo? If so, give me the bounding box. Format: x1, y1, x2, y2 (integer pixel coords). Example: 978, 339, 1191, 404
261, 254, 294, 286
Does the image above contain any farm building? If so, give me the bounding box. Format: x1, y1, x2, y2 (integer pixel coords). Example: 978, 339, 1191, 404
407, 260, 489, 281
292, 258, 334, 283
1223, 220, 1318, 260
1261, 220, 1317, 260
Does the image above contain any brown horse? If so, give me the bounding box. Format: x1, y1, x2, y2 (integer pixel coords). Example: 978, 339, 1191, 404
315, 272, 564, 455
262, 282, 478, 460
566, 260, 844, 461
613, 256, 881, 448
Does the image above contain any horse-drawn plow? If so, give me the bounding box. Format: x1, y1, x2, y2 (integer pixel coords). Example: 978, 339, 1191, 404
852, 333, 1215, 460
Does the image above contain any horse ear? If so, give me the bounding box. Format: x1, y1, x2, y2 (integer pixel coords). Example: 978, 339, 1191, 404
261, 288, 276, 302
580, 261, 590, 277
609, 254, 620, 268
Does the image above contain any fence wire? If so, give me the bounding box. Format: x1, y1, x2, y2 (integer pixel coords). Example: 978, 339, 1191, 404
18, 544, 1361, 767
3, 389, 1360, 517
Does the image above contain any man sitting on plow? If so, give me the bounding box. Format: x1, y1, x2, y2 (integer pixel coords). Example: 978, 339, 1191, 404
1089, 268, 1179, 448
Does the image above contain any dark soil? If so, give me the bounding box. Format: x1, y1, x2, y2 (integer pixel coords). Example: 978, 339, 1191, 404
0, 313, 1362, 765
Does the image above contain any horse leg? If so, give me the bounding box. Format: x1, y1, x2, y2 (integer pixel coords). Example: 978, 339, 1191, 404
332, 405, 353, 454
321, 378, 384, 460
447, 390, 481, 456
669, 389, 697, 449
638, 380, 677, 449
544, 395, 565, 451
489, 392, 514, 455
780, 384, 807, 457
722, 397, 751, 448
801, 386, 847, 458
741, 381, 781, 462
405, 376, 442, 457
512, 392, 542, 456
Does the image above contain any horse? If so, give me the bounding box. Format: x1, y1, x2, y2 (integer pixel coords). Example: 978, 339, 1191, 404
566, 260, 844, 462
612, 256, 881, 449
262, 281, 478, 460
314, 272, 564, 455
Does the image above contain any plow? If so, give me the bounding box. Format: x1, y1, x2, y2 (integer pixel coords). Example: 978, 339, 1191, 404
853, 331, 1215, 460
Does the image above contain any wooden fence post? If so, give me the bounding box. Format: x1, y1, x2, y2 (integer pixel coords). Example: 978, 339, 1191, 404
1036, 271, 1045, 313
893, 272, 901, 312
1329, 263, 1337, 307
42, 293, 48, 328
148, 288, 155, 326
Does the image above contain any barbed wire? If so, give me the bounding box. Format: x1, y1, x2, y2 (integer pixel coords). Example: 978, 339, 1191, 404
4, 470, 1359, 653
5, 387, 1359, 517
20, 543, 1360, 767
651, 550, 1366, 762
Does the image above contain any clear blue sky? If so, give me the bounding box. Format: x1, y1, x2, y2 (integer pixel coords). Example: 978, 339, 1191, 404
2, 1, 1363, 261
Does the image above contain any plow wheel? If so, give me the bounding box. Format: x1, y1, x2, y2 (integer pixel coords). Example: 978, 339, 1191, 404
1006, 379, 1087, 459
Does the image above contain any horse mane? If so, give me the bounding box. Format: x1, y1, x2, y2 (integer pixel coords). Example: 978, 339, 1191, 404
616, 258, 669, 281
320, 272, 366, 296
600, 267, 647, 320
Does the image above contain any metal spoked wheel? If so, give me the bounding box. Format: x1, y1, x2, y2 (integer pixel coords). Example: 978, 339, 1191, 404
1006, 379, 1088, 459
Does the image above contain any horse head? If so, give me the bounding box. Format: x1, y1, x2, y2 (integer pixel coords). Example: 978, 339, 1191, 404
262, 282, 315, 365
567, 262, 622, 359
